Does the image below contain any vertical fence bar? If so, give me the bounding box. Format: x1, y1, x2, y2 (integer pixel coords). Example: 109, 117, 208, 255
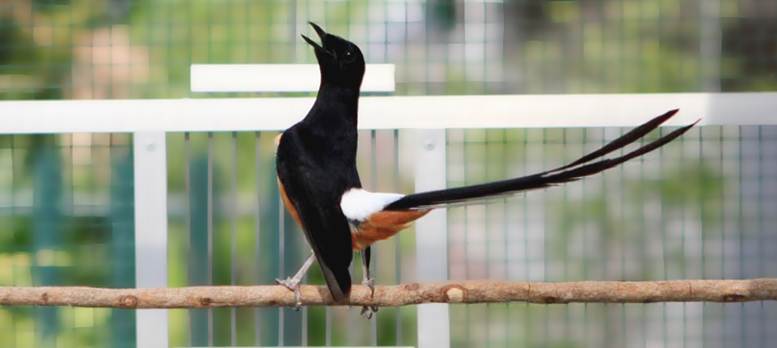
32, 136, 61, 347
110, 135, 137, 348
254, 132, 263, 346
188, 134, 209, 346
369, 130, 378, 346
393, 129, 403, 346
229, 132, 238, 345
415, 129, 449, 348
183, 132, 193, 347
206, 133, 215, 346
278, 181, 285, 346
254, 132, 263, 345
133, 131, 168, 348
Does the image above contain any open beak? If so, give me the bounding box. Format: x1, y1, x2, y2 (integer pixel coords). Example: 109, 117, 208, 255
301, 22, 331, 56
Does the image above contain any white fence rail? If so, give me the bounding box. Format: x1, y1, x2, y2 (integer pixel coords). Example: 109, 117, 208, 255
190, 64, 396, 92
0, 92, 775, 135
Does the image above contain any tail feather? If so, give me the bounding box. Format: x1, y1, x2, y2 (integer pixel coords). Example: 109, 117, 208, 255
385, 111, 697, 211
545, 108, 678, 173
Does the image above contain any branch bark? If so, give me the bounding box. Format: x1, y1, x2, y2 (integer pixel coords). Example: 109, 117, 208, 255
1, 279, 776, 308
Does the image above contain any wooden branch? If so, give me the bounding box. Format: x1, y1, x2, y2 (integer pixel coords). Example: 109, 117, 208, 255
1, 279, 776, 309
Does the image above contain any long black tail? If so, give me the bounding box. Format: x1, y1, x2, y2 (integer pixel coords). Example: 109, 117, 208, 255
385, 109, 697, 211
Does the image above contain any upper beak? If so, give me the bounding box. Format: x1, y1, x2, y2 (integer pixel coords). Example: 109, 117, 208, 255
301, 21, 329, 54
309, 22, 327, 41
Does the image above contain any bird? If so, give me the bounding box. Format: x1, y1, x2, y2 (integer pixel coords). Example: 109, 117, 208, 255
274, 22, 698, 317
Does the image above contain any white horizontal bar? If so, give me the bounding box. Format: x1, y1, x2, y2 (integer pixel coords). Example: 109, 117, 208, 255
190, 64, 395, 92
0, 92, 774, 134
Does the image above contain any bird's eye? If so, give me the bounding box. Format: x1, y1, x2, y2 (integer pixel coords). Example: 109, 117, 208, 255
345, 50, 352, 57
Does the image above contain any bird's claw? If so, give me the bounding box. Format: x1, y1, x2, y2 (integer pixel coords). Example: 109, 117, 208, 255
275, 277, 303, 310
360, 277, 378, 319
360, 304, 379, 319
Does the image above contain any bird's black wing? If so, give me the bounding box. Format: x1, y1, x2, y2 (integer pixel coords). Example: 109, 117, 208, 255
276, 130, 354, 303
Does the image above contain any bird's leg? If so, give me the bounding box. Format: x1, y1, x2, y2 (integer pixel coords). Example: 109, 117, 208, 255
275, 252, 315, 310
361, 246, 375, 294
360, 246, 379, 319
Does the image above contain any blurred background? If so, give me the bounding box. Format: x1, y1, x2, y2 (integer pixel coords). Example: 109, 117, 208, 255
1, 0, 776, 347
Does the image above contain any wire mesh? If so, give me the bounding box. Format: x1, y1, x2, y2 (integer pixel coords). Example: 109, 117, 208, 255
0, 134, 134, 347
3, 0, 776, 101
445, 125, 777, 347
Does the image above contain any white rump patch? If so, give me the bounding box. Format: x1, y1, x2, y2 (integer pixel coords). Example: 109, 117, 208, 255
340, 188, 404, 222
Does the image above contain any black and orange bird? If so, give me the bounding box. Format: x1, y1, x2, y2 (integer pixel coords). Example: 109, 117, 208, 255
275, 22, 698, 316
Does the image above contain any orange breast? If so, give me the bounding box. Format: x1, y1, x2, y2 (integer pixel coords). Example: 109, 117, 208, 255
277, 178, 303, 228
351, 209, 430, 250
275, 133, 303, 227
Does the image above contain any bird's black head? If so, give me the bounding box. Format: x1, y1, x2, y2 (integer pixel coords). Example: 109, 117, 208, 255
302, 22, 365, 90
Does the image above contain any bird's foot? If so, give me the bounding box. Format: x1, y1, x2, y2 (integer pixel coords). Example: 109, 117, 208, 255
360, 277, 378, 319
275, 277, 302, 310
362, 277, 375, 296
360, 305, 379, 319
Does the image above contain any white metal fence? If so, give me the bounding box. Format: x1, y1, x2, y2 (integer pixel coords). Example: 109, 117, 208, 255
0, 65, 776, 347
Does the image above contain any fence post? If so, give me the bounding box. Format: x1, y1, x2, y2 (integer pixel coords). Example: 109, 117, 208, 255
414, 129, 450, 348
133, 131, 169, 348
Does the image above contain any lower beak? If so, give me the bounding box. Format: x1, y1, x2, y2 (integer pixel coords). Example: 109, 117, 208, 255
301, 34, 324, 51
